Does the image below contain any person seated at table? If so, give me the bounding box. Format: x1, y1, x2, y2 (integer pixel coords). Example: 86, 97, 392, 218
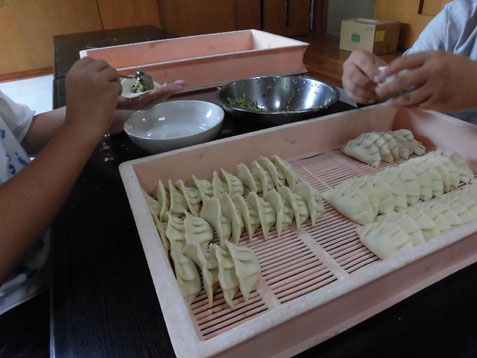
0, 57, 184, 315
342, 0, 477, 123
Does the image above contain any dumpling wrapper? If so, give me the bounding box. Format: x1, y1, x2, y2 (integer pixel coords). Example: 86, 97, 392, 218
293, 182, 324, 226
213, 243, 240, 309
271, 155, 297, 189
357, 222, 414, 260
197, 245, 219, 308
142, 189, 170, 251
232, 194, 261, 240
166, 213, 186, 252
176, 180, 201, 216
212, 170, 228, 198
278, 186, 309, 228
236, 163, 261, 193
225, 241, 261, 301
168, 179, 189, 215
182, 212, 214, 266
220, 168, 245, 197
156, 179, 170, 222
258, 156, 286, 189
247, 192, 276, 240
264, 189, 293, 236
191, 175, 213, 202
170, 248, 201, 305
200, 197, 232, 245
251, 161, 275, 194
219, 193, 244, 244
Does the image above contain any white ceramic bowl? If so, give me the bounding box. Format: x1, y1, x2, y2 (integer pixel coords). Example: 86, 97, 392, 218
124, 100, 224, 153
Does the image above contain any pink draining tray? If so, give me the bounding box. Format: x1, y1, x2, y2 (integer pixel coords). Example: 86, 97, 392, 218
79, 29, 309, 93
119, 105, 477, 357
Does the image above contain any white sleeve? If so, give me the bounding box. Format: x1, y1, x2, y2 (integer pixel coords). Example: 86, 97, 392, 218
0, 90, 34, 143
404, 4, 449, 55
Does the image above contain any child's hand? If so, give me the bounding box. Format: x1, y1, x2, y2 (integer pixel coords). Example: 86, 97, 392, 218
65, 57, 121, 141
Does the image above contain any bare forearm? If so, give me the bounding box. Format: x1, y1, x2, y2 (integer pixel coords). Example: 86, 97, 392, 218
0, 124, 99, 283
22, 107, 133, 154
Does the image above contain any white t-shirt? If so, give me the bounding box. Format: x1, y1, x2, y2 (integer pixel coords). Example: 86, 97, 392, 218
0, 90, 50, 315
405, 0, 477, 123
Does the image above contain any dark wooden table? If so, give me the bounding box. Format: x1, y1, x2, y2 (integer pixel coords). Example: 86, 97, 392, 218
49, 26, 477, 358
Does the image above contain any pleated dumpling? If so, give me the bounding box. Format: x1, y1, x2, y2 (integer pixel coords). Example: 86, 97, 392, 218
235, 163, 261, 193
156, 179, 170, 222
258, 156, 286, 189
191, 175, 213, 202
390, 129, 426, 159
176, 180, 201, 216
200, 197, 232, 245
321, 177, 379, 225
375, 212, 425, 246
142, 189, 170, 251
264, 189, 293, 236
225, 241, 261, 301
247, 192, 276, 239
166, 213, 186, 252
168, 179, 188, 215
403, 206, 440, 240
232, 194, 261, 240
293, 182, 324, 226
342, 134, 381, 166
219, 169, 245, 197
357, 222, 414, 259
439, 151, 473, 183
251, 161, 275, 194
271, 155, 297, 189
278, 186, 309, 228
378, 166, 420, 205
212, 170, 228, 198
219, 193, 244, 244
213, 243, 240, 309
170, 247, 201, 305
182, 212, 213, 266
197, 245, 219, 308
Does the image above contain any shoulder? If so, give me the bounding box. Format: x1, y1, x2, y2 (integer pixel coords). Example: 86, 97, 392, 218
444, 0, 477, 20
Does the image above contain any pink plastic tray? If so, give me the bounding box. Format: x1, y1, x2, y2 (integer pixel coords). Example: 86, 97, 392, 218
79, 29, 308, 93
119, 106, 477, 357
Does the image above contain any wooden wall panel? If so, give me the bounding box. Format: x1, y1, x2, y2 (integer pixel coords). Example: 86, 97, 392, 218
374, 0, 453, 50
263, 0, 311, 36
235, 0, 261, 30
159, 0, 237, 36
0, 0, 102, 76
97, 0, 161, 30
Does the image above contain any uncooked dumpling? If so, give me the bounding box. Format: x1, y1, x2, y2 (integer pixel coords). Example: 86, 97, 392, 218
375, 212, 425, 246
219, 193, 244, 244
156, 179, 170, 222
200, 197, 232, 245
219, 168, 245, 197
166, 213, 186, 252
225, 241, 261, 301
212, 170, 228, 198
170, 247, 201, 305
247, 191, 276, 239
357, 222, 414, 259
213, 243, 240, 309
251, 161, 275, 194
292, 182, 324, 226
182, 212, 214, 266
168, 179, 189, 215
142, 189, 170, 251
278, 186, 310, 228
176, 180, 201, 216
232, 194, 261, 240
197, 245, 219, 308
236, 163, 261, 193
271, 155, 297, 189
264, 189, 293, 236
191, 175, 214, 202
258, 156, 286, 189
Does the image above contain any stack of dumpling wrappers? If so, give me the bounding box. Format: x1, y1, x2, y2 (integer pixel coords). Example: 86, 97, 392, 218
342, 129, 426, 166
143, 155, 325, 308
328, 131, 476, 260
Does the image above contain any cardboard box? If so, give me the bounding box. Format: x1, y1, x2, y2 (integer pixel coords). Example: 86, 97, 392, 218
339, 18, 400, 55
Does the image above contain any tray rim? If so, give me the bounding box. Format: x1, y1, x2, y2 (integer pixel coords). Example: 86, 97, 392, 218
119, 105, 477, 357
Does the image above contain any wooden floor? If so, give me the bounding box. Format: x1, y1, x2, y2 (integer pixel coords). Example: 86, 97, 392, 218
294, 33, 402, 87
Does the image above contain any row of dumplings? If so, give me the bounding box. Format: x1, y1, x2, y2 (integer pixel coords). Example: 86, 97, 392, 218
322, 151, 474, 225
142, 198, 262, 308
342, 129, 426, 167
145, 155, 298, 223
357, 182, 477, 259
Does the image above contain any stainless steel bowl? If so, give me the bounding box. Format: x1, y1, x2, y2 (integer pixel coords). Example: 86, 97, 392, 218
216, 75, 340, 127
